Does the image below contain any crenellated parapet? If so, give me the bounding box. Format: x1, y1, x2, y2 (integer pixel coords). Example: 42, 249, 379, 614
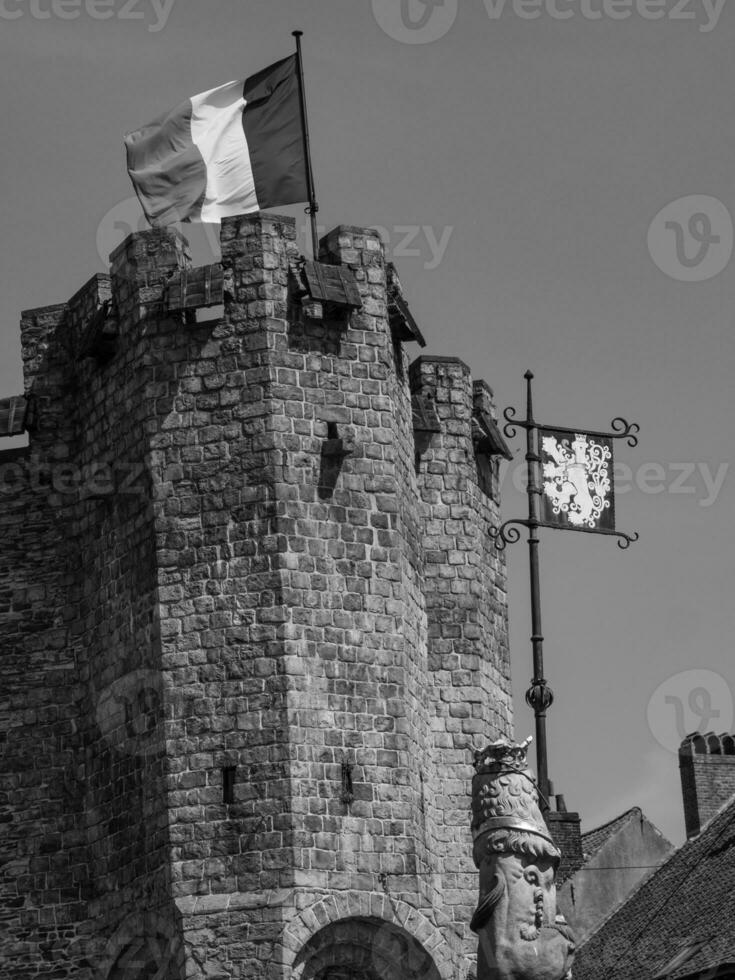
680, 731, 735, 839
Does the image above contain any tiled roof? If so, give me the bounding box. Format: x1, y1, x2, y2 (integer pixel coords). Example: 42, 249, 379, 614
574, 794, 735, 980
582, 807, 644, 860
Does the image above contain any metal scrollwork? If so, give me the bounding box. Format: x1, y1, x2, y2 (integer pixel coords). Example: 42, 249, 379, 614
610, 417, 640, 448
490, 520, 529, 552
491, 521, 639, 551
503, 405, 527, 440
616, 530, 640, 550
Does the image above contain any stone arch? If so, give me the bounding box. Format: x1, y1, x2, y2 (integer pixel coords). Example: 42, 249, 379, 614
282, 893, 455, 979
293, 916, 442, 980
706, 732, 722, 754
690, 733, 707, 755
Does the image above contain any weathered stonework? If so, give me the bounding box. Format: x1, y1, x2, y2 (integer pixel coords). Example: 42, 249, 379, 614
470, 740, 575, 980
0, 213, 512, 979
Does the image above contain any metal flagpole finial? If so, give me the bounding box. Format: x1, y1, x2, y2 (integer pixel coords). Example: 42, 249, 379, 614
525, 370, 535, 423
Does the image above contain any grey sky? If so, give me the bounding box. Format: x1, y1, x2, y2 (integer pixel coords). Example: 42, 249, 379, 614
1, 0, 734, 846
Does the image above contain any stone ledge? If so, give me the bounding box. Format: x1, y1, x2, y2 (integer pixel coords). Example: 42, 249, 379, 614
175, 889, 295, 916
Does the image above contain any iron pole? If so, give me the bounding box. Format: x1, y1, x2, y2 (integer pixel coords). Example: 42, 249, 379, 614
292, 31, 320, 259
524, 371, 551, 808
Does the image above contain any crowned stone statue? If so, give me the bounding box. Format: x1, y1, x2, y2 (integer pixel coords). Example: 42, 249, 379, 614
470, 738, 575, 980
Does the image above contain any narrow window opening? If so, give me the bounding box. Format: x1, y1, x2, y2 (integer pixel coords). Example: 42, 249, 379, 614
223, 766, 236, 805
340, 761, 354, 806
392, 337, 405, 379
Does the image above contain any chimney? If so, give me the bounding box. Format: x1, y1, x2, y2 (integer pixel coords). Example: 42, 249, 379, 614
679, 732, 735, 839
545, 790, 584, 883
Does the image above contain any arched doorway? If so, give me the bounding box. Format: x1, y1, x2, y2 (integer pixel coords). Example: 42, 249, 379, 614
294, 916, 442, 980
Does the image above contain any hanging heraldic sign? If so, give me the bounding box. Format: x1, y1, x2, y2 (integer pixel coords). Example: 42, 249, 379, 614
494, 372, 638, 551
539, 429, 615, 533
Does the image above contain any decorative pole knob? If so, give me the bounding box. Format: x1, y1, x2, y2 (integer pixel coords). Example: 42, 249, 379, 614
525, 679, 554, 714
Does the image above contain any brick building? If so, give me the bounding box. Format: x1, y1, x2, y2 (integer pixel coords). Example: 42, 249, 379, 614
556, 807, 673, 945
574, 733, 735, 980
0, 213, 516, 979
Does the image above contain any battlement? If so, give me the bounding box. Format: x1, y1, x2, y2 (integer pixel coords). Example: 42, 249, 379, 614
10, 216, 512, 515
680, 732, 735, 756
0, 213, 513, 980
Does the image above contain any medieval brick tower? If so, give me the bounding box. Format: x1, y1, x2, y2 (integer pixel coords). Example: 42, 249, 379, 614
0, 213, 513, 979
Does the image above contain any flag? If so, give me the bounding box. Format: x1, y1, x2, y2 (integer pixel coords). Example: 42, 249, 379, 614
539, 429, 615, 533
125, 55, 309, 226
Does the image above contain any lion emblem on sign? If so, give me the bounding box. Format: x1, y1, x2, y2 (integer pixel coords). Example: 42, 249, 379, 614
541, 433, 612, 529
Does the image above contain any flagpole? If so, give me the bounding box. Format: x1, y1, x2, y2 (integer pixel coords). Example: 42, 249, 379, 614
523, 371, 553, 810
292, 30, 320, 259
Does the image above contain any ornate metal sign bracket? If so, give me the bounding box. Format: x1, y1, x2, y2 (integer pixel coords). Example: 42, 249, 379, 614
492, 371, 640, 808
503, 408, 640, 449
492, 518, 639, 551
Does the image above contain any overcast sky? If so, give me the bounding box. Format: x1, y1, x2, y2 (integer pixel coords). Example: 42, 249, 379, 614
1, 0, 734, 847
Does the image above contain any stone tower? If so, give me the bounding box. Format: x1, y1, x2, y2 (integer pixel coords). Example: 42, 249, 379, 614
0, 213, 513, 979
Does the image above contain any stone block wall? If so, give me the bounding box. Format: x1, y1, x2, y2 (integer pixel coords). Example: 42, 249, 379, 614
0, 212, 513, 980
410, 357, 512, 949
1, 235, 193, 979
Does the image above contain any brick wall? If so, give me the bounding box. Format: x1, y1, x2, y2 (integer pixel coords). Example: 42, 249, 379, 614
679, 733, 735, 839
0, 213, 513, 980
545, 812, 583, 883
